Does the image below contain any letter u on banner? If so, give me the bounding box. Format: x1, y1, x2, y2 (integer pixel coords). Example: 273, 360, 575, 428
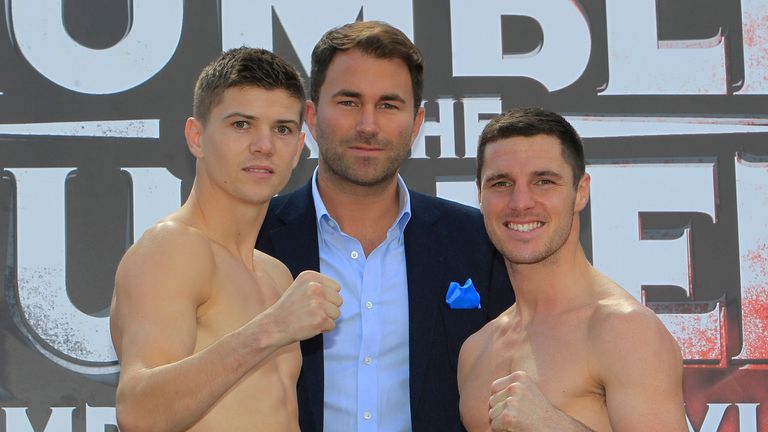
7, 167, 180, 374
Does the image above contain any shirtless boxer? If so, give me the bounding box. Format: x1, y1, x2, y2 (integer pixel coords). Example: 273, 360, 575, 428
110, 48, 341, 432
458, 108, 687, 431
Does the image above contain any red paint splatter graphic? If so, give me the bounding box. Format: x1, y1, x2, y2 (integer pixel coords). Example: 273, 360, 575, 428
741, 9, 768, 88
663, 308, 725, 364
735, 243, 768, 362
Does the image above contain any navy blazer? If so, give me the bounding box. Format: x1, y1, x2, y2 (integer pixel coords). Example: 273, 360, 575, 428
256, 181, 514, 432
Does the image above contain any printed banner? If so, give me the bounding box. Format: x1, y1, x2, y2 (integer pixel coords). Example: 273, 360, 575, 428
0, 1, 765, 430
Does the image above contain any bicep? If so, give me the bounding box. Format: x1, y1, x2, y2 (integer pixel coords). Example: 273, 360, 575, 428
600, 320, 687, 431
457, 332, 483, 391
111, 242, 212, 376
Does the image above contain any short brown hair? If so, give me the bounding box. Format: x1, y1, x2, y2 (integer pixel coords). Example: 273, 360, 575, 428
193, 47, 306, 125
310, 21, 424, 112
477, 108, 585, 187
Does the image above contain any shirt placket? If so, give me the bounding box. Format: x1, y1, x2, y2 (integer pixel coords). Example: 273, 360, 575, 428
357, 244, 383, 432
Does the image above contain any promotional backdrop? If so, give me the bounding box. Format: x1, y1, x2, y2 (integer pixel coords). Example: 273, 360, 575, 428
0, 1, 766, 430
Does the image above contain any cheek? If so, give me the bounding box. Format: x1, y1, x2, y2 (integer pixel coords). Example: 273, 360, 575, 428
319, 110, 348, 130
480, 194, 505, 216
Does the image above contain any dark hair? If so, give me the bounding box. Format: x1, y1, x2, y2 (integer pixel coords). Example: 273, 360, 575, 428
476, 107, 585, 186
193, 47, 306, 125
310, 21, 424, 112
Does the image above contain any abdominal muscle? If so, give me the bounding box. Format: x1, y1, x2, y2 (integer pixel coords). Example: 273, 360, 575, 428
185, 259, 303, 432
187, 329, 302, 432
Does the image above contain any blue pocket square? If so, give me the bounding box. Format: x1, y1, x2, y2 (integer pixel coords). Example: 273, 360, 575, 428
445, 278, 481, 309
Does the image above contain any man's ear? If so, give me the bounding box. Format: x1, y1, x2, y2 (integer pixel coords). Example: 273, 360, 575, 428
185, 117, 204, 158
574, 172, 591, 212
292, 131, 306, 169
408, 106, 426, 150
476, 181, 483, 214
306, 100, 318, 139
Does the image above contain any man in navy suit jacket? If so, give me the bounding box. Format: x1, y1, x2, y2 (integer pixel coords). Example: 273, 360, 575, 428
256, 21, 514, 431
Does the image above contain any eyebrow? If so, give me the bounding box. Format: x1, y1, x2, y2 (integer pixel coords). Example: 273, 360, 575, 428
222, 112, 300, 127
332, 89, 406, 104
222, 111, 255, 120
482, 173, 509, 184
482, 170, 565, 183
532, 170, 564, 179
275, 119, 301, 128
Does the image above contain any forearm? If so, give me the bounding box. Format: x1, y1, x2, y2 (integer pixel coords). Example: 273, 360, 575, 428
116, 315, 286, 432
545, 409, 596, 432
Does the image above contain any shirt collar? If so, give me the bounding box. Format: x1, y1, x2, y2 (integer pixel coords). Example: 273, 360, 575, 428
311, 167, 412, 237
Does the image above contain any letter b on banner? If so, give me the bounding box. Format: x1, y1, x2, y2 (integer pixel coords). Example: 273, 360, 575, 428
450, 0, 591, 91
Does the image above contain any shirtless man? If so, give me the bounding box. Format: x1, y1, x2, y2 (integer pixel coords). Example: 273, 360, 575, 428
458, 108, 687, 431
109, 48, 341, 432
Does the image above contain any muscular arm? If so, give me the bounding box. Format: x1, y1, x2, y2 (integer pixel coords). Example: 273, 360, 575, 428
110, 224, 340, 432
488, 306, 687, 432
592, 306, 688, 431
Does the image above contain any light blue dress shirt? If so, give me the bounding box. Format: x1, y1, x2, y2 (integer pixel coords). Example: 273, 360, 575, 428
312, 169, 412, 432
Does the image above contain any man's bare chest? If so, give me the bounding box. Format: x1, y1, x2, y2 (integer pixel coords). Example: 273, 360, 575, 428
196, 253, 282, 338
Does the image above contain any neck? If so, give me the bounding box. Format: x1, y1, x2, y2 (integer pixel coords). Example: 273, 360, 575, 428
316, 166, 402, 255
179, 179, 268, 269
506, 221, 596, 321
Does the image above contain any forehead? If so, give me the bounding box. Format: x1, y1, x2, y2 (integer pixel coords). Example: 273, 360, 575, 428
482, 134, 571, 175
321, 49, 413, 99
210, 86, 302, 120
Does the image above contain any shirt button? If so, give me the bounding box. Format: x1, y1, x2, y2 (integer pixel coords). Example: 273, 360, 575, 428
363, 411, 372, 420
364, 356, 372, 365
365, 301, 373, 309
351, 250, 359, 259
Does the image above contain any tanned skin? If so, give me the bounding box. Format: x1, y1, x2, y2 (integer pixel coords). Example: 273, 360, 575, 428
458, 134, 687, 432
110, 86, 342, 432
307, 48, 424, 256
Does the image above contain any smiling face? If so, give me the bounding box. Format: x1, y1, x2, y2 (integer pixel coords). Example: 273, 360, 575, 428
307, 49, 424, 188
478, 134, 590, 266
186, 86, 305, 206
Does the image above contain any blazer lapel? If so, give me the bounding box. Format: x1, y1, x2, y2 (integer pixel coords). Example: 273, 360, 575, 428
262, 183, 324, 431
267, 183, 320, 277
404, 192, 444, 413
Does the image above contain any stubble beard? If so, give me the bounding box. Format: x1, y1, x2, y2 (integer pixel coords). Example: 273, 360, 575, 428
496, 211, 575, 267
315, 122, 411, 188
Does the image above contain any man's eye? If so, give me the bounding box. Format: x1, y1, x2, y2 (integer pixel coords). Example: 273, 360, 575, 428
275, 125, 293, 135
338, 100, 356, 107
233, 120, 249, 129
380, 102, 398, 110
492, 181, 512, 188
535, 179, 554, 185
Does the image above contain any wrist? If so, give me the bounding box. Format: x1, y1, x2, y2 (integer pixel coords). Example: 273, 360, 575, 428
245, 308, 289, 350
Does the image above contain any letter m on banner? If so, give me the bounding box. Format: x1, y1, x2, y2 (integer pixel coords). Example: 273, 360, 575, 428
220, 0, 414, 75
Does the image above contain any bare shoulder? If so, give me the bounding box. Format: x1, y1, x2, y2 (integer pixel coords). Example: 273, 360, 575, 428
585, 272, 686, 429
586, 275, 682, 375
110, 219, 220, 365
252, 249, 293, 293
459, 309, 511, 376
114, 220, 215, 305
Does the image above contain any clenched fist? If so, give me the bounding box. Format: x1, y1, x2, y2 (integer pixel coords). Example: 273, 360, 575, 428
488, 371, 573, 431
263, 270, 342, 345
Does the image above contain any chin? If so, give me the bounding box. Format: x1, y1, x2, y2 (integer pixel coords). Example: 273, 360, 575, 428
499, 246, 556, 266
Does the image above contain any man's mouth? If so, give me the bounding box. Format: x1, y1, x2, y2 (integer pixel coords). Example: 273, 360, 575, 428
243, 166, 274, 174
504, 221, 544, 233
